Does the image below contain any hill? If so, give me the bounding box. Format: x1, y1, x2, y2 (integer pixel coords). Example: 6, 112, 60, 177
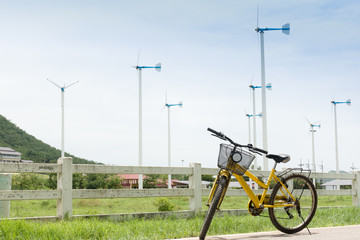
0, 114, 98, 164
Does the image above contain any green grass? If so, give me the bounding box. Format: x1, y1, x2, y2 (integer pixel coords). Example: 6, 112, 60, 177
1, 207, 360, 239
9, 195, 353, 218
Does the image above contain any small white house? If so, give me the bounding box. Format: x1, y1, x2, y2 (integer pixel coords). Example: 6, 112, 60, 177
321, 179, 352, 190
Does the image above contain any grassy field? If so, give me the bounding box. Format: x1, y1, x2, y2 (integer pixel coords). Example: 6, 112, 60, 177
1, 207, 360, 239
9, 195, 353, 218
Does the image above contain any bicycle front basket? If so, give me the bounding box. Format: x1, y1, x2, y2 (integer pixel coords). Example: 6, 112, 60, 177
217, 143, 255, 175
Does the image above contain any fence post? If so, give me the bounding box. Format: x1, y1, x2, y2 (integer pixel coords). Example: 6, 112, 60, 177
352, 171, 360, 206
0, 174, 11, 218
57, 157, 73, 219
189, 162, 202, 213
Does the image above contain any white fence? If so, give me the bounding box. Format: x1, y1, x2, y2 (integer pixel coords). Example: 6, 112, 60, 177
0, 157, 359, 220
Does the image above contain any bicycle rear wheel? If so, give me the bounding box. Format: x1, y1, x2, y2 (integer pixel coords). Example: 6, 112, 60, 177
199, 175, 227, 240
268, 174, 317, 234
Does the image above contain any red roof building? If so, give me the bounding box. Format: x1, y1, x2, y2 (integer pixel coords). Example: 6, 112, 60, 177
119, 174, 149, 189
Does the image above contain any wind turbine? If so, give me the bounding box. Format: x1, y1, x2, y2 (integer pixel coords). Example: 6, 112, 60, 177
245, 112, 263, 144
165, 98, 182, 189
133, 54, 161, 189
255, 8, 290, 170
331, 99, 351, 190
249, 82, 271, 170
47, 79, 79, 158
306, 118, 320, 185
350, 162, 357, 172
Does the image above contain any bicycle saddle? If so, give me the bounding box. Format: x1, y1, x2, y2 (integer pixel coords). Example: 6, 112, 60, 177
266, 154, 290, 163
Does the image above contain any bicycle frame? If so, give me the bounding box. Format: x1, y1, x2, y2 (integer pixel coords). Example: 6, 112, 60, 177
201, 128, 318, 239
207, 165, 296, 210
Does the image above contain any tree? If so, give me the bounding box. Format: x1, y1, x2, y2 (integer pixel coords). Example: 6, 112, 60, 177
84, 174, 108, 189
73, 173, 86, 189
46, 173, 57, 189
12, 173, 47, 190
106, 175, 123, 189
144, 174, 159, 188
201, 175, 214, 182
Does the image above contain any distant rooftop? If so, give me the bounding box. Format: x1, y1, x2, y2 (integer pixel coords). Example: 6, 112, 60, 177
321, 179, 352, 186
0, 147, 21, 156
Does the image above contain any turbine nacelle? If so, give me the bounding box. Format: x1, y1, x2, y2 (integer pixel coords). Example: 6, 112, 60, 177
331, 99, 351, 106
133, 63, 162, 72
249, 83, 272, 90
255, 23, 290, 35
166, 101, 183, 108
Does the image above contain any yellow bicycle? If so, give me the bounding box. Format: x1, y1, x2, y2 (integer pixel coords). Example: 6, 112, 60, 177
199, 128, 317, 239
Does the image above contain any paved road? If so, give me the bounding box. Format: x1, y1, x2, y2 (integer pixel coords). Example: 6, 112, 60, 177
174, 225, 360, 240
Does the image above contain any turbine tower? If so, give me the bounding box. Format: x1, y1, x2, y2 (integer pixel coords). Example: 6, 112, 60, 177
306, 118, 320, 185
249, 83, 271, 169
133, 55, 161, 189
308, 120, 320, 173
331, 99, 351, 190
255, 17, 290, 170
165, 100, 182, 189
47, 79, 79, 158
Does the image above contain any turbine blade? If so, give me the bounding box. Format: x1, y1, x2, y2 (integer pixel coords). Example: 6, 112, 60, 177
137, 50, 141, 66
155, 63, 161, 72
65, 81, 79, 89
47, 78, 61, 89
266, 83, 272, 90
282, 23, 290, 35
256, 4, 259, 28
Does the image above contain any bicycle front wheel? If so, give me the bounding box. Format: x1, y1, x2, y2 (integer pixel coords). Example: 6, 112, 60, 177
199, 175, 227, 240
268, 174, 317, 234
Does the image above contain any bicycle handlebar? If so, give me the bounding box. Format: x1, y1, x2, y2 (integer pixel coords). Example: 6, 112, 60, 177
207, 127, 221, 136
253, 147, 268, 154
207, 127, 268, 155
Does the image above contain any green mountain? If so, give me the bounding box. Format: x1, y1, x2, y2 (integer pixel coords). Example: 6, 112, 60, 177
0, 114, 98, 164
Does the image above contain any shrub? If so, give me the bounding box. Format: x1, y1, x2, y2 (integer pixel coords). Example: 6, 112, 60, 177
154, 197, 175, 212
11, 173, 47, 190
84, 174, 108, 189
78, 199, 102, 207
106, 175, 123, 189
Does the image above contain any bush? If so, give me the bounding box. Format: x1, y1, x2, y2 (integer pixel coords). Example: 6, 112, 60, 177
12, 173, 47, 190
154, 197, 175, 212
84, 174, 108, 189
106, 175, 123, 189
78, 199, 102, 207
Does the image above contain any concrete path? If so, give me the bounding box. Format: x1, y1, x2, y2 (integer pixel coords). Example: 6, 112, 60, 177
174, 225, 360, 240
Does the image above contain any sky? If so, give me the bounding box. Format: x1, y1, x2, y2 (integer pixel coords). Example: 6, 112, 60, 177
0, 0, 359, 173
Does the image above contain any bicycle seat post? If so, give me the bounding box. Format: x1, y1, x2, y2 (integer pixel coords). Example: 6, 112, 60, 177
272, 162, 278, 170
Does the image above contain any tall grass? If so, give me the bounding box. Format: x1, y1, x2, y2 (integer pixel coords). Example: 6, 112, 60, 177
9, 195, 352, 218
1, 207, 360, 239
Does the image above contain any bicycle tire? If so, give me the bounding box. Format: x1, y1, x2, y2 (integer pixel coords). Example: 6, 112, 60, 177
268, 174, 317, 234
199, 176, 227, 240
